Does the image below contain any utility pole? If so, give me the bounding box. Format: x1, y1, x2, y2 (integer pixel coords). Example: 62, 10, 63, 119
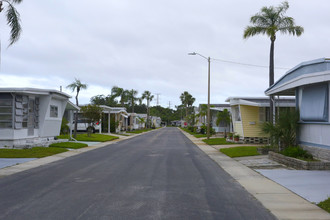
156, 93, 161, 106
168, 101, 171, 109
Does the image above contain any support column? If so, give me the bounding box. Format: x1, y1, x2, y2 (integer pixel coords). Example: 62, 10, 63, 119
108, 111, 111, 134
69, 110, 73, 139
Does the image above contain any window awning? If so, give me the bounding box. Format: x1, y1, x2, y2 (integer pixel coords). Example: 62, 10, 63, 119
121, 114, 128, 118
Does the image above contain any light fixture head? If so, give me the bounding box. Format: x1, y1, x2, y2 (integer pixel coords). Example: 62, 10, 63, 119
188, 52, 196, 55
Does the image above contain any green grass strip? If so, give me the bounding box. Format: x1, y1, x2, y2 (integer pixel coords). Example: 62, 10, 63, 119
0, 147, 68, 158
194, 134, 207, 138
127, 129, 152, 134
57, 134, 119, 142
202, 138, 234, 145
318, 198, 330, 213
49, 142, 88, 149
220, 146, 260, 158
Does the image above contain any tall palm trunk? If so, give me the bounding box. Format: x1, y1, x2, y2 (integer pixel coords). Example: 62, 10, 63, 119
269, 37, 275, 125
147, 99, 150, 128
74, 90, 80, 138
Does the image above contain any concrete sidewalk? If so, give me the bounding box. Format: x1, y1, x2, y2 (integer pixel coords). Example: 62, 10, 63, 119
180, 129, 330, 220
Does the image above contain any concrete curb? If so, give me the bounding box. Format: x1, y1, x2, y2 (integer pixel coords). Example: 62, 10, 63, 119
0, 128, 161, 178
179, 128, 330, 220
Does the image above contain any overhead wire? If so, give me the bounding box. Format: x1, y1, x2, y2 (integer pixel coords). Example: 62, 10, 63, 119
211, 58, 290, 70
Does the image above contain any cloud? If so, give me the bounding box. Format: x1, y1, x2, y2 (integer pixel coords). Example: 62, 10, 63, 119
0, 0, 329, 108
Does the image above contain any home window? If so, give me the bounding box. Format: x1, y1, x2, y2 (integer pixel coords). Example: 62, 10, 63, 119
300, 84, 328, 122
0, 93, 13, 128
50, 105, 58, 118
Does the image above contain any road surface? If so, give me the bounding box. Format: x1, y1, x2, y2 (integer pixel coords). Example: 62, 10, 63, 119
0, 127, 276, 219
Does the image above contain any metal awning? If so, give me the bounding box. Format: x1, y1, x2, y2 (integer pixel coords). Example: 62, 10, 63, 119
121, 114, 128, 118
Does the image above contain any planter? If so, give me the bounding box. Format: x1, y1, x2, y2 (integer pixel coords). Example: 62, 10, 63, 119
269, 151, 330, 170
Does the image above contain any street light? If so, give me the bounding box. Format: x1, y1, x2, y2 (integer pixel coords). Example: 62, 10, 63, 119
188, 52, 211, 139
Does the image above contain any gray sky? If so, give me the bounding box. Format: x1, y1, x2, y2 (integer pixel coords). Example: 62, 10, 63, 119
0, 0, 329, 108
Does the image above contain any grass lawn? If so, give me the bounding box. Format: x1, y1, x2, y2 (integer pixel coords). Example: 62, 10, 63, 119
49, 142, 88, 149
181, 127, 209, 138
318, 198, 330, 213
0, 147, 68, 158
220, 146, 260, 158
202, 138, 234, 145
194, 134, 207, 138
57, 133, 119, 142
127, 129, 152, 134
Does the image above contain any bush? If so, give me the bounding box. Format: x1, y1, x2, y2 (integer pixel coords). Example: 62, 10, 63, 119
200, 124, 206, 134
187, 126, 194, 132
262, 110, 299, 151
281, 146, 314, 160
60, 117, 69, 135
199, 125, 215, 135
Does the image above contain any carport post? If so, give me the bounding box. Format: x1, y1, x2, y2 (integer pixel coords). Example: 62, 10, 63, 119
99, 112, 102, 134
108, 111, 111, 133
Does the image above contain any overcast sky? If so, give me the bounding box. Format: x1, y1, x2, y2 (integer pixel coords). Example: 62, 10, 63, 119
0, 0, 329, 108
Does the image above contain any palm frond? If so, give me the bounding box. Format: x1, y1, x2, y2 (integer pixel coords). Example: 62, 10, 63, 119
243, 26, 267, 38
11, 0, 23, 3
250, 14, 271, 26
6, 3, 21, 46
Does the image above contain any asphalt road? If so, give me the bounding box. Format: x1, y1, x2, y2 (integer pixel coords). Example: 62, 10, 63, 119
0, 127, 276, 220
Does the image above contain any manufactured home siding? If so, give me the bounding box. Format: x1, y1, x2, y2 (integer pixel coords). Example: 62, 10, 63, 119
240, 105, 266, 137
233, 121, 243, 137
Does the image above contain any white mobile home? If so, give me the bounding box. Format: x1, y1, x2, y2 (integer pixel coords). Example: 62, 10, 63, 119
0, 88, 78, 148
265, 58, 330, 160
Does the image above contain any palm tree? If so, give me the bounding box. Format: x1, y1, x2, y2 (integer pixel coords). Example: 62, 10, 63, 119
180, 91, 195, 118
127, 89, 138, 113
197, 104, 208, 124
0, 0, 22, 46
66, 78, 88, 138
243, 1, 304, 123
111, 86, 128, 107
216, 109, 231, 137
66, 78, 88, 106
141, 90, 154, 128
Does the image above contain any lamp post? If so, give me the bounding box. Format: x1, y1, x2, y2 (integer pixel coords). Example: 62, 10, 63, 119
188, 52, 211, 139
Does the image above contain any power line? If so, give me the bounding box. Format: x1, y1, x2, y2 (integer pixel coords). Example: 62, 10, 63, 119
211, 58, 290, 70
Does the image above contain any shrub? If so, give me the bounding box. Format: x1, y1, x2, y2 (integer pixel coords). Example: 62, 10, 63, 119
200, 125, 206, 134
262, 109, 299, 151
60, 117, 69, 135
281, 146, 314, 160
187, 126, 194, 132
200, 125, 215, 135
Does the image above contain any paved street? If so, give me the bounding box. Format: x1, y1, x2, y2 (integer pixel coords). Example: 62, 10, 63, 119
0, 128, 275, 220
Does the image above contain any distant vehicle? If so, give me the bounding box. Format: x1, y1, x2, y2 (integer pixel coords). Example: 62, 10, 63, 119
72, 118, 100, 133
